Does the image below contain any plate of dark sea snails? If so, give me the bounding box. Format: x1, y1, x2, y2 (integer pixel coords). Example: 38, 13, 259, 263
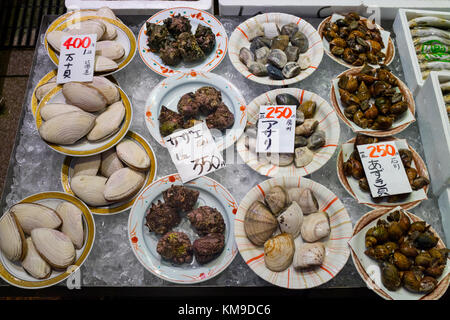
229, 12, 323, 86
128, 174, 238, 284
235, 176, 352, 289
349, 207, 449, 300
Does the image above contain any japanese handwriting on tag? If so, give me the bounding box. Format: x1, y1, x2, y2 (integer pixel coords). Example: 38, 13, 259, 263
56, 34, 97, 84
357, 142, 412, 198
164, 123, 225, 183
256, 105, 296, 154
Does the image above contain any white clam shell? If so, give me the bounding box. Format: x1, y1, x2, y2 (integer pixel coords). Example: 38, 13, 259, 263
62, 82, 108, 112
301, 211, 330, 242
265, 185, 288, 216
31, 228, 76, 270
0, 212, 26, 262
56, 202, 84, 250
101, 22, 118, 41
91, 76, 120, 105
70, 175, 110, 207
94, 55, 118, 73
46, 30, 70, 52
38, 111, 96, 145
73, 154, 101, 177
103, 167, 145, 202
264, 233, 295, 272
35, 79, 57, 102
293, 242, 325, 269
263, 22, 279, 39
244, 201, 278, 246
87, 101, 125, 142
96, 7, 117, 20
277, 201, 303, 239
96, 40, 124, 61
100, 148, 124, 178
11, 203, 62, 235
67, 20, 106, 40
21, 237, 52, 279
294, 146, 314, 168
116, 138, 150, 171
287, 187, 319, 215
39, 103, 84, 121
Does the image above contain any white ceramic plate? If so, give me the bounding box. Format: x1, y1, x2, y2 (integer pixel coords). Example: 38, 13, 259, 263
145, 71, 247, 150
236, 88, 340, 177
138, 7, 228, 77
235, 176, 352, 289
350, 207, 449, 300
229, 12, 323, 86
0, 192, 95, 289
36, 85, 133, 157
128, 173, 238, 284
44, 15, 136, 76
61, 131, 158, 215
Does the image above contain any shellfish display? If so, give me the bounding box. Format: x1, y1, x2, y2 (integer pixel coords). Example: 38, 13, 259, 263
321, 12, 392, 67
0, 197, 89, 281
158, 86, 234, 137
334, 64, 412, 131
45, 7, 127, 74
341, 134, 429, 206
37, 76, 127, 147
145, 184, 226, 266
243, 185, 330, 272
68, 136, 152, 209
145, 14, 216, 66
408, 15, 450, 79
361, 209, 448, 295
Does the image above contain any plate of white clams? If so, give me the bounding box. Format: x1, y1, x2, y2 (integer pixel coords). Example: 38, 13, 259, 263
0, 192, 95, 289
61, 131, 157, 215
44, 7, 136, 76
36, 75, 132, 156
235, 176, 352, 289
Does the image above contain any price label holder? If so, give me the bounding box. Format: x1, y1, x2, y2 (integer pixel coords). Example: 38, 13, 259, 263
255, 105, 296, 153
357, 141, 412, 198
164, 122, 226, 183
56, 34, 97, 84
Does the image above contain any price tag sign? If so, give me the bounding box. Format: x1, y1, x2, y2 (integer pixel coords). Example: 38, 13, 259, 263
164, 122, 226, 183
256, 105, 296, 153
357, 141, 412, 198
56, 34, 97, 84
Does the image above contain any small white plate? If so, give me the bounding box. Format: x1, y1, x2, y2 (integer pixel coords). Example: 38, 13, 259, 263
138, 7, 228, 77
229, 12, 323, 86
236, 88, 340, 177
0, 192, 95, 289
128, 173, 238, 284
145, 71, 247, 150
44, 15, 136, 77
61, 131, 158, 215
235, 176, 352, 289
36, 85, 133, 157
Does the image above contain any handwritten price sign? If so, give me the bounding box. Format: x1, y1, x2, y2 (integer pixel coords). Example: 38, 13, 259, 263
256, 105, 296, 153
56, 34, 97, 84
164, 122, 225, 183
357, 141, 412, 198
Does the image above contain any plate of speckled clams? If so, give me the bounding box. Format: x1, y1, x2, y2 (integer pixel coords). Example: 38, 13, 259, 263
44, 6, 136, 76
235, 176, 353, 289
236, 88, 340, 177
0, 192, 95, 289
61, 130, 157, 215
128, 174, 238, 284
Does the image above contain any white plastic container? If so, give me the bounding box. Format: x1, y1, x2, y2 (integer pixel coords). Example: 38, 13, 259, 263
438, 187, 450, 247
393, 8, 450, 95
65, 0, 214, 14
219, 0, 450, 19
415, 71, 450, 197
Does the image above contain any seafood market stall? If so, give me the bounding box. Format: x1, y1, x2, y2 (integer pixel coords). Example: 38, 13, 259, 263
0, 5, 448, 300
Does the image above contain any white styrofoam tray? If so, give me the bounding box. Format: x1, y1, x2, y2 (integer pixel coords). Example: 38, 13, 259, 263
393, 8, 450, 95
65, 0, 213, 14
415, 71, 450, 197
438, 187, 450, 247
219, 0, 450, 19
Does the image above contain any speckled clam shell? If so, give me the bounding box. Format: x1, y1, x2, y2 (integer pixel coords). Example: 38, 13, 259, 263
301, 211, 330, 242
293, 242, 325, 269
